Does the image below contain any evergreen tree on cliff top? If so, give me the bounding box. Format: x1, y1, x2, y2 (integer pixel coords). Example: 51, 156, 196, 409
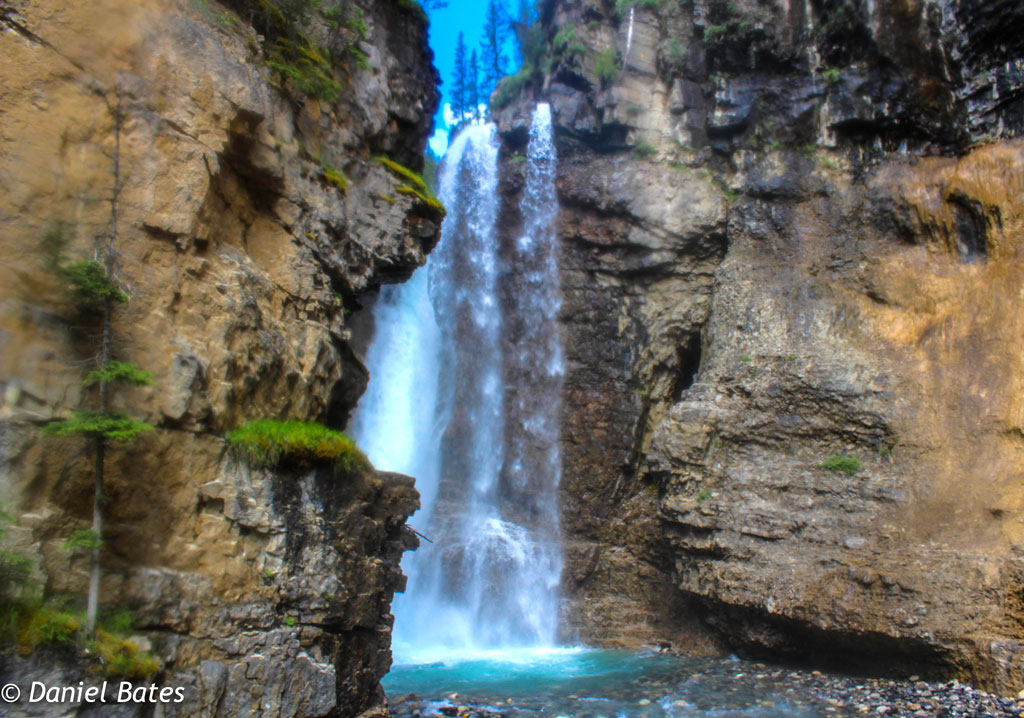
469, 47, 481, 120
480, 0, 508, 96
452, 31, 470, 124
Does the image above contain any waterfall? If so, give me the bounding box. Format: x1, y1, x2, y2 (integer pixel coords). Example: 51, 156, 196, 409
624, 7, 635, 68
346, 268, 443, 514
500, 103, 563, 650
350, 105, 563, 662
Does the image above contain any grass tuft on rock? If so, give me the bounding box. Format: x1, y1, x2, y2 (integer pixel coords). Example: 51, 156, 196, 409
594, 49, 618, 85
227, 419, 369, 471
323, 164, 349, 192
3, 602, 159, 678
395, 185, 447, 215
819, 454, 862, 476
374, 156, 446, 215
93, 630, 161, 679
374, 156, 428, 191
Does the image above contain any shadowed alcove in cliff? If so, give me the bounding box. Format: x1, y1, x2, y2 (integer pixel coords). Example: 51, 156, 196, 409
672, 332, 703, 401
949, 194, 990, 263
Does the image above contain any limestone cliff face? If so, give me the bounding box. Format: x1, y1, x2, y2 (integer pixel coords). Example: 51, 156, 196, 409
0, 0, 439, 715
496, 0, 1024, 692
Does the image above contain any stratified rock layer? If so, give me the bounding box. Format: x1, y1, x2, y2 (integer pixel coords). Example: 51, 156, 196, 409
0, 0, 439, 715
495, 0, 1024, 692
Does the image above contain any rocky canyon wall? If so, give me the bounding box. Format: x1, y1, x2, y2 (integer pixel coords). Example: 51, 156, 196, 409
0, 0, 440, 715
494, 0, 1024, 692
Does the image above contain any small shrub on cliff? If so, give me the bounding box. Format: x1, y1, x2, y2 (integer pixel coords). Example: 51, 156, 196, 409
703, 23, 729, 43
632, 141, 657, 159
223, 0, 384, 104
91, 630, 160, 679
15, 604, 81, 654
0, 506, 34, 606
491, 65, 533, 111
594, 49, 618, 85
615, 0, 663, 18
3, 600, 158, 677
83, 361, 153, 388
228, 420, 370, 472
43, 411, 153, 443
267, 37, 343, 103
819, 454, 862, 477
40, 225, 129, 308
551, 24, 586, 61
396, 185, 447, 215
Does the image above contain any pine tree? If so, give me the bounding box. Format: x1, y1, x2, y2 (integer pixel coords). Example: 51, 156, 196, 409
480, 0, 508, 95
40, 101, 153, 636
469, 48, 481, 120
511, 0, 542, 68
452, 31, 469, 125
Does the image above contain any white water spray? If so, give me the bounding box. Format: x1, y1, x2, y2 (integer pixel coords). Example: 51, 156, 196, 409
351, 105, 564, 663
624, 8, 635, 69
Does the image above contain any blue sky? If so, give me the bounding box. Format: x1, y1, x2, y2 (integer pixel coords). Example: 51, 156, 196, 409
424, 0, 517, 156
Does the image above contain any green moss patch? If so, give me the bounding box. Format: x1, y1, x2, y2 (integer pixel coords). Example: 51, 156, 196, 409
14, 605, 81, 654
819, 454, 863, 476
375, 156, 446, 216
396, 185, 447, 215
227, 419, 369, 471
93, 630, 161, 679
323, 164, 349, 192
594, 49, 618, 85
374, 156, 428, 191
3, 602, 160, 678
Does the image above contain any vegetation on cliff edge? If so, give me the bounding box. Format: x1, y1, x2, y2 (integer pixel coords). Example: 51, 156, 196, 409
376, 156, 446, 215
228, 419, 370, 471
1, 511, 159, 678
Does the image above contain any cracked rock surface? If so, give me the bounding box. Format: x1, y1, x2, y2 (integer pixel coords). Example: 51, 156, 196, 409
0, 0, 437, 715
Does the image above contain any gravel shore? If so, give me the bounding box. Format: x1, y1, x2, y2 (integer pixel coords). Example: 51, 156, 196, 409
389, 658, 1024, 717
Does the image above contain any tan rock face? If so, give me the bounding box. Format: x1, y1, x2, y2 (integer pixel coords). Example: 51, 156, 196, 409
497, 0, 1024, 693
651, 141, 1024, 689
0, 0, 439, 714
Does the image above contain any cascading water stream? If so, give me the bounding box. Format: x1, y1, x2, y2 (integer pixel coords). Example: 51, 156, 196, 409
350, 104, 563, 662
624, 7, 635, 68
